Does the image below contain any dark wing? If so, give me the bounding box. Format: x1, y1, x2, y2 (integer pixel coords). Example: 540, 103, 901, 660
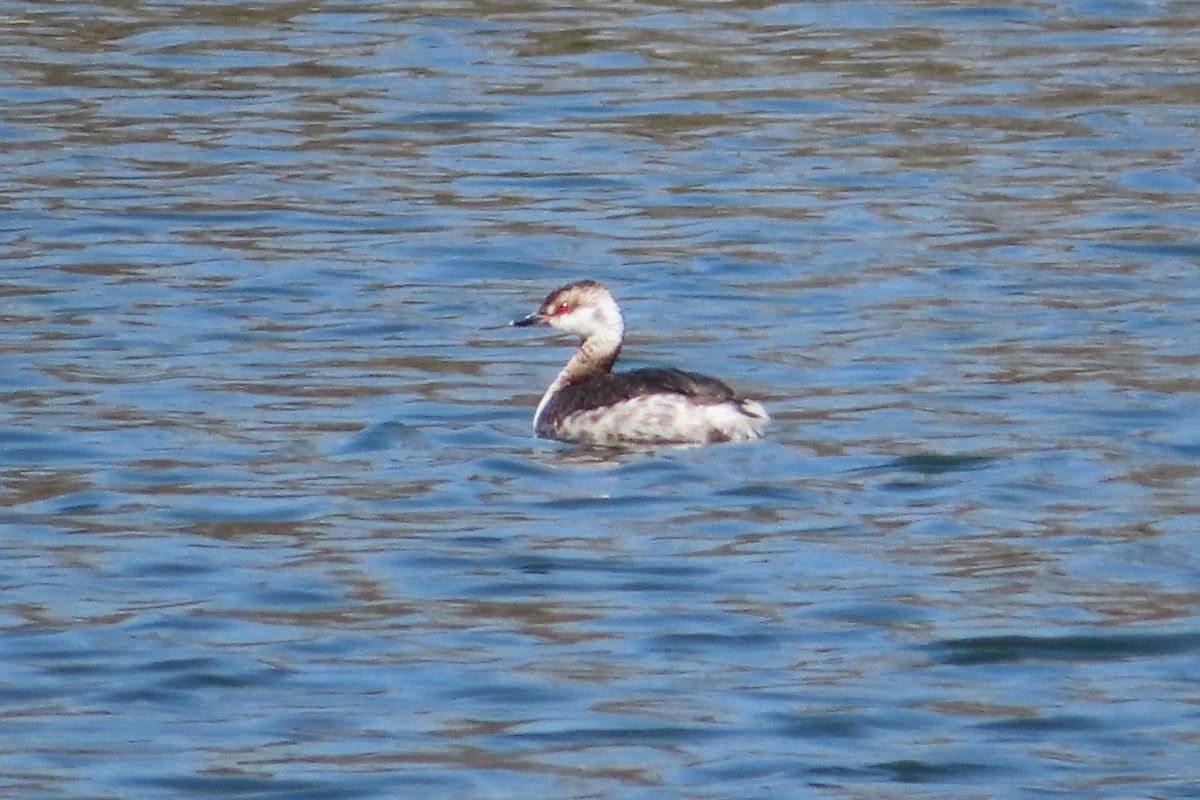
619, 368, 738, 402
552, 368, 737, 415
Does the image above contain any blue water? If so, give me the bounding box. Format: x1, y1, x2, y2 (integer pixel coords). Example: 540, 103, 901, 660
3, 2, 1200, 798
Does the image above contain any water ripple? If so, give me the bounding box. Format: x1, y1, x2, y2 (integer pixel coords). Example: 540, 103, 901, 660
4, 2, 1200, 799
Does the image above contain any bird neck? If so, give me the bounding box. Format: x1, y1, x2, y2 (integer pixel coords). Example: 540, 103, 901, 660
562, 328, 622, 384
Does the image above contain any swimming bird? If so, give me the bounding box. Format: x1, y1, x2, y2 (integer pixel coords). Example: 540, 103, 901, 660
513, 280, 768, 446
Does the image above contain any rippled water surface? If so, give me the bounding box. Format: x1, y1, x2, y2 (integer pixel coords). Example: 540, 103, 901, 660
4, 1, 1200, 798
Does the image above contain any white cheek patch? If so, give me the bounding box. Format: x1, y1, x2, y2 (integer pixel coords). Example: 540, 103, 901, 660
557, 308, 595, 335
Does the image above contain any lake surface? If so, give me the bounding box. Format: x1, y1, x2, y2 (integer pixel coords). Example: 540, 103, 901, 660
3, 1, 1200, 798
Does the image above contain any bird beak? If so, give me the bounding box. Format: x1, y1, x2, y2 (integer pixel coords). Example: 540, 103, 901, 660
511, 312, 546, 327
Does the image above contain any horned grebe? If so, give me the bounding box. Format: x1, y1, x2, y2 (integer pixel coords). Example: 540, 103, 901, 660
512, 280, 769, 446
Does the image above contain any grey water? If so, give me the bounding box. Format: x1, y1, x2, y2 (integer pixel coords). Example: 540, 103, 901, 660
3, 1, 1200, 798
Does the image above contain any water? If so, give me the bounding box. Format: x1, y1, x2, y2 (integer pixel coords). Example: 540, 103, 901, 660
3, 1, 1200, 798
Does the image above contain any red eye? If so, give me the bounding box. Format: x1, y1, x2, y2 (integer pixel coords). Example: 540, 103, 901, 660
555, 303, 571, 315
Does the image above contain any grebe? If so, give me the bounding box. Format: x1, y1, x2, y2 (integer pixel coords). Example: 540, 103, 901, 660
512, 280, 769, 446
